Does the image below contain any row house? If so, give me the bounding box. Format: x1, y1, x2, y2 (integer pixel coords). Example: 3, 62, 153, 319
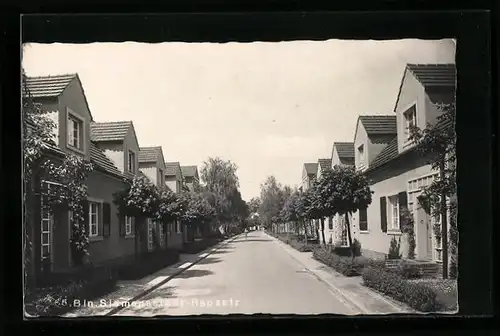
24, 74, 138, 278
350, 63, 456, 263
315, 158, 333, 244
180, 165, 200, 192
165, 162, 190, 244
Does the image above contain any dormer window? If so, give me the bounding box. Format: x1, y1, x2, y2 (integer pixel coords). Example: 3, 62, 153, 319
403, 105, 417, 143
67, 110, 84, 151
128, 150, 136, 173
357, 144, 365, 168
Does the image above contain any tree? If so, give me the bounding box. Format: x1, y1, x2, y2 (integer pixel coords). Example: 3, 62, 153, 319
280, 189, 301, 236
258, 176, 284, 232
181, 192, 216, 240
314, 165, 373, 258
410, 102, 456, 279
248, 197, 261, 214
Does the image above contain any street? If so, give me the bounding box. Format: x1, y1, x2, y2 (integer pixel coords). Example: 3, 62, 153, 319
114, 230, 356, 316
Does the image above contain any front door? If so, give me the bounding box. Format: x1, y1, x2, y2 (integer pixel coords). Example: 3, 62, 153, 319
416, 196, 433, 261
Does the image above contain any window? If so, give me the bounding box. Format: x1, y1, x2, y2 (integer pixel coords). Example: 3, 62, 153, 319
158, 222, 164, 246
128, 151, 136, 173
67, 113, 83, 150
125, 216, 133, 235
359, 208, 368, 231
358, 144, 365, 168
388, 195, 399, 230
41, 182, 53, 260
433, 211, 443, 262
176, 220, 181, 233
159, 169, 164, 186
328, 217, 333, 230
147, 219, 154, 251
89, 202, 101, 237
403, 105, 417, 142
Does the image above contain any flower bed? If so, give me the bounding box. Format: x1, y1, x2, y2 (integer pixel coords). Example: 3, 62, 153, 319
181, 237, 221, 255
407, 278, 458, 312
116, 249, 180, 280
313, 247, 385, 276
25, 266, 117, 316
362, 266, 443, 312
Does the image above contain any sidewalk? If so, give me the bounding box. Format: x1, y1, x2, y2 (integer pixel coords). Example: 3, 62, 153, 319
266, 233, 416, 315
63, 235, 240, 317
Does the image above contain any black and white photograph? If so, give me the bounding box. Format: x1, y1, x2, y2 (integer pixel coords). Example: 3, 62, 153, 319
22, 38, 458, 317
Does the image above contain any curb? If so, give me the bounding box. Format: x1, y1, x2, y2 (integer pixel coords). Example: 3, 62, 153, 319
105, 234, 241, 316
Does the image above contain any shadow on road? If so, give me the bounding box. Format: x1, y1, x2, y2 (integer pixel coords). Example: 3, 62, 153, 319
232, 238, 272, 243
210, 248, 235, 255
175, 269, 214, 279
196, 257, 221, 265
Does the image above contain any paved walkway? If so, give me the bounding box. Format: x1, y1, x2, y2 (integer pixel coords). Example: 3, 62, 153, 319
266, 232, 416, 314
63, 236, 240, 317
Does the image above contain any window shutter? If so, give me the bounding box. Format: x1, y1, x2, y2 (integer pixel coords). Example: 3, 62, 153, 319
359, 208, 368, 231
398, 191, 408, 231
380, 197, 387, 233
103, 202, 111, 237
119, 213, 125, 236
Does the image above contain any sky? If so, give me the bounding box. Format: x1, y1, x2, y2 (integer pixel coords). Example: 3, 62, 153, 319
22, 39, 456, 201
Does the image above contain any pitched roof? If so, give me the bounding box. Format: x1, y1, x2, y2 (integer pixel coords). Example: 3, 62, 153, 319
359, 115, 397, 135
318, 158, 332, 171
23, 74, 76, 98
89, 142, 123, 178
366, 136, 399, 171
333, 142, 355, 159
304, 163, 318, 175
165, 162, 181, 176
139, 146, 163, 163
181, 165, 198, 178
90, 121, 133, 142
407, 64, 456, 87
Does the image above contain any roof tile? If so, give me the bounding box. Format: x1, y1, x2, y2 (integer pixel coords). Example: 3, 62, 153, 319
318, 158, 332, 171
359, 115, 397, 135
304, 163, 318, 175
181, 166, 198, 178
407, 64, 456, 87
333, 142, 355, 159
139, 146, 163, 163
165, 162, 181, 176
367, 136, 399, 171
23, 74, 76, 98
90, 121, 132, 142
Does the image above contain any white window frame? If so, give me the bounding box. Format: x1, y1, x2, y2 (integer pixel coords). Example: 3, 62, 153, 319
66, 108, 84, 151
176, 220, 181, 233
387, 195, 400, 231
128, 150, 136, 173
125, 216, 133, 236
357, 144, 365, 168
403, 104, 417, 144
88, 201, 101, 237
147, 219, 154, 251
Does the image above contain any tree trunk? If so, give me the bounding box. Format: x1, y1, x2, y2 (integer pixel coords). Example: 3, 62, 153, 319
302, 220, 308, 244
315, 219, 320, 243
320, 218, 326, 245
440, 159, 449, 279
345, 213, 355, 260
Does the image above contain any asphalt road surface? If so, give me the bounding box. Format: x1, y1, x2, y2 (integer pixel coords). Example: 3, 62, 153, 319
114, 230, 356, 316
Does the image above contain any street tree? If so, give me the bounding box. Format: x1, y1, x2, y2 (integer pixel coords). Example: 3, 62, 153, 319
315, 165, 373, 258
258, 176, 284, 232
279, 189, 301, 236
248, 197, 261, 214
410, 102, 456, 279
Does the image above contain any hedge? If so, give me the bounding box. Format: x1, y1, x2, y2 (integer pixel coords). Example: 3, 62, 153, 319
313, 247, 385, 276
362, 266, 441, 312
116, 249, 180, 280
25, 266, 117, 316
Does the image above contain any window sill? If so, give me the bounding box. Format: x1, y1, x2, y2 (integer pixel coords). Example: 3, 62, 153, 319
359, 230, 370, 234
387, 230, 402, 236
66, 144, 85, 156
89, 235, 104, 242
125, 234, 135, 239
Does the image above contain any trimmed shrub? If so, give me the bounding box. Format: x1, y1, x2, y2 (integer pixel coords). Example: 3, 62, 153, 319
362, 267, 440, 312
117, 249, 180, 280
333, 246, 352, 257
313, 248, 386, 277
397, 261, 424, 279
25, 266, 117, 316
388, 236, 402, 259
352, 238, 362, 257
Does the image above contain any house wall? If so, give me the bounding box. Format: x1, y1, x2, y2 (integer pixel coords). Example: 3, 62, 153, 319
395, 71, 427, 154
97, 141, 125, 173
139, 163, 157, 185
58, 78, 93, 161
331, 148, 341, 167
369, 134, 396, 165
425, 88, 456, 126
123, 128, 140, 179
352, 152, 434, 260
354, 123, 369, 172
165, 177, 177, 192
85, 170, 136, 265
